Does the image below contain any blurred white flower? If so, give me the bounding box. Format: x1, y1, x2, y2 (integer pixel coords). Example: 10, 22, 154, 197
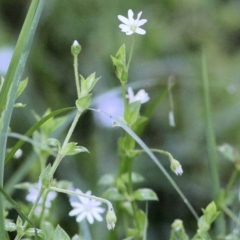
0, 47, 13, 75
94, 93, 123, 127
14, 149, 23, 159
26, 184, 57, 208
118, 9, 147, 35
170, 159, 183, 176
106, 207, 117, 230
69, 189, 105, 224
169, 111, 176, 127
126, 87, 149, 104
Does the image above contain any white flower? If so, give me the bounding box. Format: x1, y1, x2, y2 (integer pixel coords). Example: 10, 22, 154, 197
118, 9, 147, 35
169, 111, 176, 127
106, 207, 117, 230
0, 46, 13, 75
14, 149, 23, 159
170, 159, 183, 176
93, 93, 123, 128
126, 87, 150, 104
69, 189, 105, 224
26, 184, 57, 208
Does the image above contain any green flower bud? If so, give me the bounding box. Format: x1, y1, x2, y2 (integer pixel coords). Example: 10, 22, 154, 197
106, 206, 117, 230
170, 159, 183, 176
71, 40, 81, 55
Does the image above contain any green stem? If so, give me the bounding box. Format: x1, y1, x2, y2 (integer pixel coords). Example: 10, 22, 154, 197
92, 109, 199, 220
73, 53, 81, 98
49, 186, 113, 209
202, 48, 225, 234
14, 188, 45, 240
126, 36, 135, 70
121, 82, 127, 112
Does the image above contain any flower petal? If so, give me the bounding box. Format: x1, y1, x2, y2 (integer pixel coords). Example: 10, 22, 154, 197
118, 15, 130, 25
135, 28, 146, 35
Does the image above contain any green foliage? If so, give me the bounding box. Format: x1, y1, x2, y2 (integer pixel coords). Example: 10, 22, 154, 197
54, 225, 71, 240
111, 45, 128, 83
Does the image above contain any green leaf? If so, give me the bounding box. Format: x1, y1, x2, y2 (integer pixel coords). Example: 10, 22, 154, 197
4, 221, 16, 232
47, 138, 61, 149
39, 164, 52, 188
170, 219, 189, 240
102, 188, 125, 201
26, 228, 46, 239
124, 101, 141, 125
202, 201, 219, 225
133, 188, 158, 201
63, 142, 89, 156
197, 216, 209, 232
111, 45, 128, 82
54, 225, 71, 240
75, 94, 92, 112
126, 228, 140, 238
121, 172, 145, 183
98, 174, 115, 185
5, 107, 74, 165
17, 78, 28, 97
116, 44, 126, 64
80, 73, 100, 96
136, 209, 147, 231
41, 221, 55, 240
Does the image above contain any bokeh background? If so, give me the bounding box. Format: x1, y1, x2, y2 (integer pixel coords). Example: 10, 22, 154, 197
1, 0, 240, 239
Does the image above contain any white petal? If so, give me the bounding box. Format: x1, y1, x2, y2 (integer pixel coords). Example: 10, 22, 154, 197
136, 19, 147, 27
69, 207, 83, 216
136, 11, 142, 21
86, 212, 94, 224
126, 87, 135, 102
135, 28, 146, 35
76, 212, 87, 222
92, 210, 104, 222
118, 15, 130, 25
127, 9, 134, 20
119, 24, 131, 32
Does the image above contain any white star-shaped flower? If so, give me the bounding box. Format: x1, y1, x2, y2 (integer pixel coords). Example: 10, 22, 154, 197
26, 184, 57, 208
126, 87, 150, 104
118, 9, 147, 35
170, 159, 183, 176
69, 189, 105, 224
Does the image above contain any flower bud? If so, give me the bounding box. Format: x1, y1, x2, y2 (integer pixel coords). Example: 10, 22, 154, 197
106, 206, 117, 230
170, 159, 183, 176
71, 40, 81, 56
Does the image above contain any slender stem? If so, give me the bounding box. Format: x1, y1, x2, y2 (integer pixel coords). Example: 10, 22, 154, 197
202, 48, 225, 234
127, 36, 135, 70
121, 82, 127, 112
49, 186, 113, 209
91, 109, 199, 220
73, 53, 81, 98
14, 188, 45, 240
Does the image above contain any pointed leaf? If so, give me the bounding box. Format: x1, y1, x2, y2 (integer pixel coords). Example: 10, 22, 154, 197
17, 78, 28, 97
133, 188, 158, 201
54, 225, 71, 240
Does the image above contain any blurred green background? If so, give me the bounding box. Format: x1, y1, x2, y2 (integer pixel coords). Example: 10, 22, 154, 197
1, 0, 240, 239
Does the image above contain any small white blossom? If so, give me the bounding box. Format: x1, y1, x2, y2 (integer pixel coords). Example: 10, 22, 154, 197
170, 159, 183, 176
169, 111, 176, 127
126, 87, 149, 104
14, 149, 23, 159
106, 207, 117, 230
0, 46, 13, 75
118, 9, 147, 35
69, 189, 105, 224
26, 184, 57, 208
